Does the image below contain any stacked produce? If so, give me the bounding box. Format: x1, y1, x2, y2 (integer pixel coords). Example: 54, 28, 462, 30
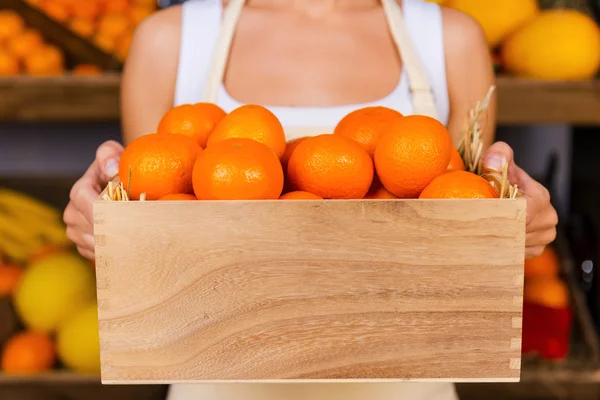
0, 189, 100, 375
105, 87, 515, 203
0, 9, 101, 76
25, 0, 157, 61
521, 245, 573, 360
438, 0, 600, 80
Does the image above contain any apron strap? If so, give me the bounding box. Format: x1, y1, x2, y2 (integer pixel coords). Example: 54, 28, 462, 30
204, 0, 438, 120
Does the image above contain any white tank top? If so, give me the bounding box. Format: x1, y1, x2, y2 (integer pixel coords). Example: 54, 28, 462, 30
174, 0, 450, 128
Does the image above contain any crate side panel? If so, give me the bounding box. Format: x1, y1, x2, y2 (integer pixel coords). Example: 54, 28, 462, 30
93, 199, 525, 382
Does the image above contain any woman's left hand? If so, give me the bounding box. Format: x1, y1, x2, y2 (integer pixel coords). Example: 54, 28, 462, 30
483, 142, 559, 259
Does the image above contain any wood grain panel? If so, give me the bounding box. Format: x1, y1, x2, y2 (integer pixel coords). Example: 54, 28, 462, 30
93, 199, 526, 383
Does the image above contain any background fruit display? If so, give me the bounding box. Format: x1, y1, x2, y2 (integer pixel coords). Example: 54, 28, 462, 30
26, 0, 156, 61
432, 0, 600, 80
522, 245, 573, 360
0, 189, 101, 376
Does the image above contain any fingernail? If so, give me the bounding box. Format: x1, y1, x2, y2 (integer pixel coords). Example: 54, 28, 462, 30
104, 158, 119, 178
484, 153, 504, 171
84, 233, 95, 248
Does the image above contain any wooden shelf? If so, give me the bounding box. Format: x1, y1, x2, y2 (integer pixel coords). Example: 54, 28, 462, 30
1, 75, 600, 124
0, 372, 100, 385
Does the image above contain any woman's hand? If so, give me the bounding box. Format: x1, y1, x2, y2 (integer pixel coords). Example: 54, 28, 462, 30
64, 141, 124, 259
483, 142, 558, 259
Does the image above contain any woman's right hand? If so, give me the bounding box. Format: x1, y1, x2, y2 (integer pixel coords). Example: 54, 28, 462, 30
64, 140, 124, 259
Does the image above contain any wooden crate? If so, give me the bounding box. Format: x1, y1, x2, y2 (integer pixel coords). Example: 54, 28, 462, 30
93, 198, 527, 384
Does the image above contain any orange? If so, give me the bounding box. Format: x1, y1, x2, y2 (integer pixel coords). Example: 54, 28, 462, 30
157, 103, 226, 148
524, 278, 569, 309
129, 6, 153, 25
115, 30, 133, 61
6, 30, 44, 61
1, 331, 55, 374
69, 18, 95, 38
40, 0, 71, 22
158, 193, 197, 201
119, 133, 202, 200
287, 134, 374, 199
364, 177, 397, 199
419, 170, 498, 199
72, 64, 102, 76
207, 104, 286, 159
374, 115, 453, 198
281, 137, 308, 172
0, 264, 23, 297
97, 13, 131, 40
0, 11, 25, 43
93, 33, 116, 53
25, 0, 43, 7
104, 0, 130, 14
334, 106, 403, 157
279, 191, 323, 200
447, 147, 465, 171
24, 45, 65, 76
28, 245, 66, 264
0, 50, 20, 76
524, 245, 560, 280
192, 138, 284, 200
70, 1, 101, 20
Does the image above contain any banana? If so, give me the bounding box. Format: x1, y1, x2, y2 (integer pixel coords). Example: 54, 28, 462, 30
0, 212, 43, 246
2, 207, 69, 246
0, 231, 34, 264
0, 188, 62, 222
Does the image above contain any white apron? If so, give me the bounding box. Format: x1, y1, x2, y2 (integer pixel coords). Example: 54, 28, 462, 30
169, 0, 458, 398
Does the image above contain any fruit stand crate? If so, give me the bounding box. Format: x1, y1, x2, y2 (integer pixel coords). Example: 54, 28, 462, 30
93, 195, 527, 383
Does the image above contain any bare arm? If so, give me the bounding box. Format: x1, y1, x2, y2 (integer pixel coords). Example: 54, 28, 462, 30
442, 7, 496, 151
120, 6, 182, 145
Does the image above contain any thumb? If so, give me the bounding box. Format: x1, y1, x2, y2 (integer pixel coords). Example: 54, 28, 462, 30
483, 141, 514, 173
95, 140, 124, 182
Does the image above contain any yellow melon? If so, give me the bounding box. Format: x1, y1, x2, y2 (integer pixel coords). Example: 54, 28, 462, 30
501, 9, 600, 80
444, 0, 539, 48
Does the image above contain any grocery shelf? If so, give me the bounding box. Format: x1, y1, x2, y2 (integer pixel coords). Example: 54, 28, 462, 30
0, 372, 100, 385
1, 75, 600, 125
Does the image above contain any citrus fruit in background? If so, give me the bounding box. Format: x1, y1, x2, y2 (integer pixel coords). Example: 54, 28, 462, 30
447, 147, 465, 171
0, 264, 23, 297
71, 1, 101, 20
94, 33, 116, 53
279, 191, 323, 200
157, 103, 227, 148
28, 244, 68, 264
69, 18, 95, 38
73, 64, 102, 76
444, 0, 539, 48
419, 170, 498, 199
525, 245, 560, 280
57, 303, 101, 374
0, 50, 19, 76
374, 115, 452, 198
104, 0, 130, 14
287, 134, 373, 199
39, 0, 71, 22
208, 105, 286, 159
333, 106, 403, 157
501, 9, 600, 80
24, 45, 65, 76
0, 11, 25, 43
119, 133, 202, 200
129, 6, 153, 24
6, 30, 43, 61
524, 278, 569, 309
193, 138, 284, 200
158, 193, 197, 201
1, 331, 55, 374
14, 252, 96, 333
116, 30, 133, 61
97, 13, 131, 40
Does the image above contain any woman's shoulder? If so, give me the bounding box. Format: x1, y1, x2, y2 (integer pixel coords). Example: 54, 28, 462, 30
439, 5, 487, 48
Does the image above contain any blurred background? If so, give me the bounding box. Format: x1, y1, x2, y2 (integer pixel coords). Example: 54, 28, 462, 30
0, 0, 599, 399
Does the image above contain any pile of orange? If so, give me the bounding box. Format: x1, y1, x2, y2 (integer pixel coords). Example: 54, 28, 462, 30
523, 245, 569, 309
119, 102, 502, 202
0, 10, 66, 76
26, 0, 157, 61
